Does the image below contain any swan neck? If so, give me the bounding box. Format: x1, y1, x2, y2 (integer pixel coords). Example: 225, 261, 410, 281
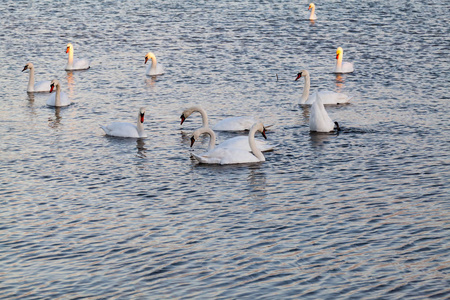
204, 127, 216, 151
67, 48, 74, 66
309, 6, 315, 18
195, 106, 209, 127
248, 126, 265, 161
28, 68, 35, 91
55, 84, 61, 107
336, 55, 343, 71
300, 74, 310, 104
150, 56, 157, 70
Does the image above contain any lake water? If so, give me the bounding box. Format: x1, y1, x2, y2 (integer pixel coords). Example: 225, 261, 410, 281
1, 0, 449, 298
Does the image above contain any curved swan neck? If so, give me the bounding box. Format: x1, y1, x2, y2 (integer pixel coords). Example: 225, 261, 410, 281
150, 56, 157, 70
300, 73, 311, 104
248, 124, 265, 161
309, 6, 315, 19
191, 106, 209, 127
27, 67, 35, 91
202, 127, 216, 151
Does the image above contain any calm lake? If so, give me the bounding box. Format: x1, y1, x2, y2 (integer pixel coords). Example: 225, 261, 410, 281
1, 0, 449, 298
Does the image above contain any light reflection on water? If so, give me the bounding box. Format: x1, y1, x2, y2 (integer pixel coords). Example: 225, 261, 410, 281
0, 0, 449, 299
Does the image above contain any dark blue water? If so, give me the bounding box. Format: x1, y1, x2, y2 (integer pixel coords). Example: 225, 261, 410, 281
1, 0, 449, 298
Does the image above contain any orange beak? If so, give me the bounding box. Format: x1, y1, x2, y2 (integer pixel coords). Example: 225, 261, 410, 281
49, 84, 54, 93
140, 113, 145, 123
66, 47, 70, 53
144, 57, 148, 64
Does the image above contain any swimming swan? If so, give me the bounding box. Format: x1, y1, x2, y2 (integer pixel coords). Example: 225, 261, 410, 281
308, 3, 317, 20
334, 47, 354, 74
47, 79, 71, 107
65, 43, 90, 71
100, 107, 148, 138
22, 62, 51, 92
295, 70, 352, 105
309, 95, 340, 132
180, 106, 258, 131
145, 52, 164, 76
190, 126, 276, 153
190, 123, 267, 164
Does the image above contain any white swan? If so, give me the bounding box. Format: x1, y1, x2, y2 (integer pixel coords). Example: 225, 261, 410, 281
65, 43, 90, 71
295, 70, 352, 105
47, 79, 71, 107
309, 95, 340, 132
100, 107, 148, 138
145, 52, 164, 76
308, 3, 317, 20
180, 106, 258, 131
22, 62, 51, 92
190, 123, 267, 165
191, 126, 276, 153
334, 47, 354, 74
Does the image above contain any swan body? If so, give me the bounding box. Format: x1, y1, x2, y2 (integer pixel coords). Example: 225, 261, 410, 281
22, 62, 51, 92
295, 70, 352, 105
309, 95, 340, 132
145, 52, 164, 76
47, 79, 71, 107
191, 126, 276, 153
180, 106, 258, 131
101, 107, 148, 138
190, 123, 267, 165
308, 3, 317, 20
334, 47, 354, 74
65, 43, 90, 71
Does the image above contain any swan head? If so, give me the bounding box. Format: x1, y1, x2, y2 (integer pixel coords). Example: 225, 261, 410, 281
22, 62, 34, 72
66, 43, 73, 54
139, 107, 146, 123
144, 52, 156, 64
308, 3, 315, 10
295, 70, 309, 81
252, 122, 268, 139
49, 79, 60, 93
336, 47, 343, 60
190, 127, 211, 147
180, 106, 198, 125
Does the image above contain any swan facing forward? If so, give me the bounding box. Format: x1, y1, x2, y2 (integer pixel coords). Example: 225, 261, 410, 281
190, 123, 267, 165
295, 70, 352, 105
22, 62, 51, 92
47, 79, 71, 107
334, 47, 354, 74
65, 43, 90, 71
145, 52, 164, 76
101, 107, 148, 138
190, 126, 276, 153
308, 3, 317, 20
180, 106, 258, 131
310, 95, 340, 133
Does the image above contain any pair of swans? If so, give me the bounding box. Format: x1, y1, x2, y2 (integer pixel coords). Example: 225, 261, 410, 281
295, 70, 352, 105
100, 107, 148, 138
190, 123, 269, 165
21, 65, 71, 106
145, 52, 164, 76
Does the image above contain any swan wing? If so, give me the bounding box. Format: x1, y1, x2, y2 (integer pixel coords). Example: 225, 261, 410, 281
146, 62, 165, 76
46, 92, 71, 107
218, 136, 276, 152
310, 99, 335, 132
212, 116, 257, 131
192, 147, 261, 165
34, 80, 52, 92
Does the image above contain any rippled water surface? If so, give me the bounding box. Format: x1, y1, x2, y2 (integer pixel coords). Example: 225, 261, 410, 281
1, 0, 449, 298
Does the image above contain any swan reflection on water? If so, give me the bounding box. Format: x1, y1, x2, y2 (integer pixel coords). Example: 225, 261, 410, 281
309, 131, 338, 148
48, 107, 62, 129
136, 138, 147, 158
